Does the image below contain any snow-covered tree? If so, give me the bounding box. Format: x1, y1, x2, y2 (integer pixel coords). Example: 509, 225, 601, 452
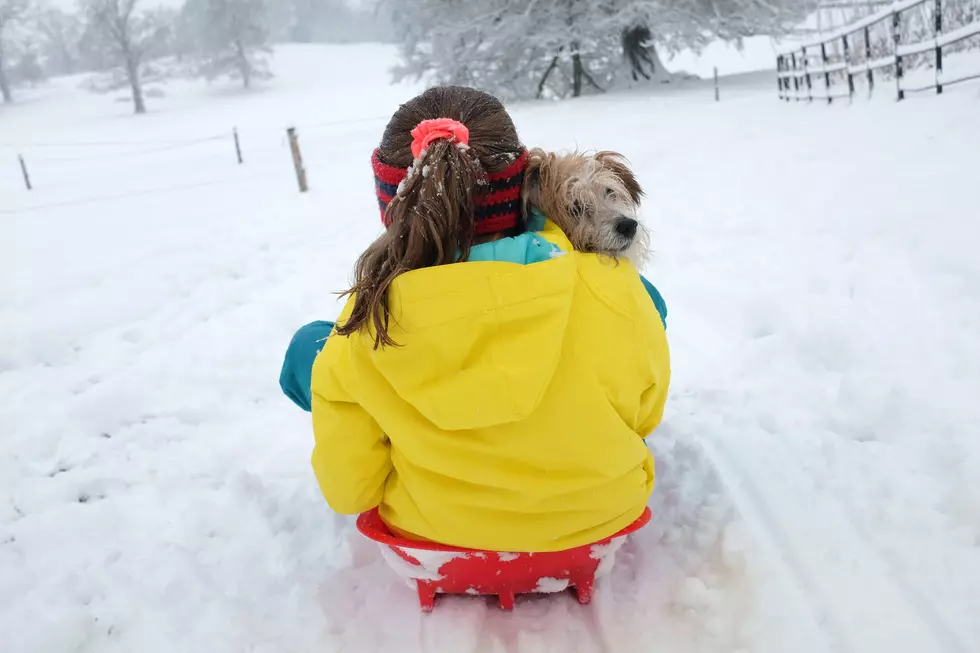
0, 0, 30, 103
180, 0, 271, 88
83, 0, 171, 113
385, 0, 812, 100
35, 7, 84, 76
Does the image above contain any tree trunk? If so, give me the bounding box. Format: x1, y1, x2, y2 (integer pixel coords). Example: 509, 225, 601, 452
536, 50, 561, 99
571, 45, 583, 98
0, 42, 12, 104
124, 54, 146, 114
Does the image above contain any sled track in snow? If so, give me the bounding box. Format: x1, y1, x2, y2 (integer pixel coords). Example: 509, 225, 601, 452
462, 592, 613, 653
699, 432, 971, 653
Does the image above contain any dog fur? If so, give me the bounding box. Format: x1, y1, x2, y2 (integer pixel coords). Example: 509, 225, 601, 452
521, 148, 650, 267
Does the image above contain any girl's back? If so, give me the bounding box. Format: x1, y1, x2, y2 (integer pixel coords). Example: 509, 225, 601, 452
308, 86, 670, 552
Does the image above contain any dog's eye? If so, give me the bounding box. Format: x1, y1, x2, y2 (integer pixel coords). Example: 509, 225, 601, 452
571, 201, 585, 217
605, 188, 616, 198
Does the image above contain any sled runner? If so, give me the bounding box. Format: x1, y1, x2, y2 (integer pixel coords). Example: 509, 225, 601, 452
356, 507, 652, 612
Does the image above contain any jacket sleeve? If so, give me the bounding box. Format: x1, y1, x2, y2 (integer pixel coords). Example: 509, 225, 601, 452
310, 340, 391, 514
279, 320, 335, 411
639, 275, 667, 329
633, 279, 671, 438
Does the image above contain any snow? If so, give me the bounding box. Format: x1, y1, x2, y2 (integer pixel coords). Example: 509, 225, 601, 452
590, 536, 628, 579
3, 42, 980, 653
377, 546, 469, 583
534, 577, 570, 593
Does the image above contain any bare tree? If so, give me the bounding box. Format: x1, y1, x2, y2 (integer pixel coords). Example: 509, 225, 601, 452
0, 0, 29, 103
181, 0, 271, 89
83, 0, 170, 114
36, 8, 84, 76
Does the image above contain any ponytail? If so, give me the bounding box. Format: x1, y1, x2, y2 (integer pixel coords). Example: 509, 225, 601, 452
335, 139, 485, 349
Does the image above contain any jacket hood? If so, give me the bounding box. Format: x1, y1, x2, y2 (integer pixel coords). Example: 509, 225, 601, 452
361, 230, 576, 431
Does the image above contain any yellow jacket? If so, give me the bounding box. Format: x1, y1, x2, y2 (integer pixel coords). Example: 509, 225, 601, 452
310, 223, 670, 552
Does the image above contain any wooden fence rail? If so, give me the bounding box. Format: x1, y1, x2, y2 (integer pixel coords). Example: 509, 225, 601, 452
777, 0, 980, 102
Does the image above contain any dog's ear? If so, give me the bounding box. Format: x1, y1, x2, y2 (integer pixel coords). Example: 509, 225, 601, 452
596, 151, 644, 205
522, 147, 547, 209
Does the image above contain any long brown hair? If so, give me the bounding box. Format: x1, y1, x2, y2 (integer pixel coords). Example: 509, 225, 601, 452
335, 86, 525, 349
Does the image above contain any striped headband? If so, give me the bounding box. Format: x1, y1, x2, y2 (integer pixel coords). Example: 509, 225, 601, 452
372, 148, 529, 236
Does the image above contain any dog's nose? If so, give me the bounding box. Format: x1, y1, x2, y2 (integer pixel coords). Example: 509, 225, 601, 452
615, 217, 638, 239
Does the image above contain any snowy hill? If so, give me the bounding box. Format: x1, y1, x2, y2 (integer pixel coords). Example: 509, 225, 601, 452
2, 43, 980, 653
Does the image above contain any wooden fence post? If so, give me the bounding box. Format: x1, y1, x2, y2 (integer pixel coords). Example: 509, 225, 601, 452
287, 127, 308, 193
864, 26, 875, 95
821, 42, 832, 103
233, 127, 243, 164
892, 10, 905, 100
843, 35, 855, 101
776, 56, 783, 100
935, 0, 944, 94
779, 56, 788, 101
791, 52, 801, 100
803, 46, 813, 102
18, 154, 32, 191
714, 66, 720, 101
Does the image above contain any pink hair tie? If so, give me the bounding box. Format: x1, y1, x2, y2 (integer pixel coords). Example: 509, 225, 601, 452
410, 118, 470, 159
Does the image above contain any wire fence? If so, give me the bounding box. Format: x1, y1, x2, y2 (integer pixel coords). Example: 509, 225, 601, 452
0, 113, 393, 216
776, 0, 980, 102
1, 75, 737, 215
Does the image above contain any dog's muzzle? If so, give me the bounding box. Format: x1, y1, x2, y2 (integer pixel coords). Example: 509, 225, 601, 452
614, 217, 639, 240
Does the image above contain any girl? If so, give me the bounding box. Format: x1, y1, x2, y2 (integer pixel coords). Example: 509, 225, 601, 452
283, 86, 670, 552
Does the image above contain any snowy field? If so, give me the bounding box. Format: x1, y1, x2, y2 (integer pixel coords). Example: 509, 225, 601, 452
3, 44, 980, 653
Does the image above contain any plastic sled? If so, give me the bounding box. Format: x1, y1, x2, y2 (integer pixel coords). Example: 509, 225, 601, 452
356, 507, 652, 612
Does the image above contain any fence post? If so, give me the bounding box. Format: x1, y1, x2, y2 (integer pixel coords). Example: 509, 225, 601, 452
779, 56, 788, 101
791, 52, 801, 100
287, 127, 308, 193
714, 66, 720, 101
892, 10, 905, 101
935, 0, 943, 94
776, 56, 783, 100
802, 46, 813, 102
233, 127, 243, 164
821, 42, 832, 104
843, 35, 855, 101
18, 154, 32, 191
864, 25, 875, 95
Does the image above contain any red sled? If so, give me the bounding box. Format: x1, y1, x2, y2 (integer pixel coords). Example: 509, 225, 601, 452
356, 507, 652, 612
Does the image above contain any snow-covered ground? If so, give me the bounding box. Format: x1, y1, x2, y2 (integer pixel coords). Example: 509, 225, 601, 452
2, 43, 979, 653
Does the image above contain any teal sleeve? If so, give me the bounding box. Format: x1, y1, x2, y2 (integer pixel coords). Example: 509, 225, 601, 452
280, 321, 335, 412
640, 276, 667, 329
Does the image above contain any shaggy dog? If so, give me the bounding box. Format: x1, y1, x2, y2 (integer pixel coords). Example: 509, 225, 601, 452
521, 148, 650, 266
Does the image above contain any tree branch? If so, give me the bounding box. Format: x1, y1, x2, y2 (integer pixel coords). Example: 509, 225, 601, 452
535, 45, 563, 99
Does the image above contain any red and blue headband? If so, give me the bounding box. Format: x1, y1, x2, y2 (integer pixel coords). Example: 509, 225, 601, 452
371, 118, 528, 236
